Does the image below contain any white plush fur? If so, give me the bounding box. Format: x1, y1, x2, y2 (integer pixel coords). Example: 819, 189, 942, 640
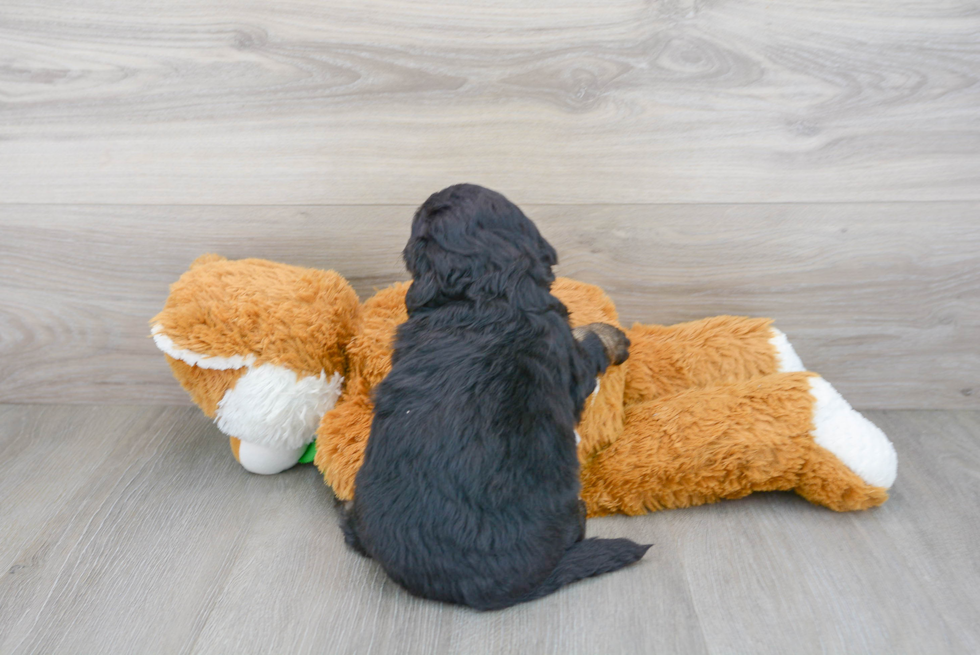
809, 376, 898, 489
151, 324, 256, 370
237, 441, 308, 475
216, 365, 344, 450
770, 328, 805, 372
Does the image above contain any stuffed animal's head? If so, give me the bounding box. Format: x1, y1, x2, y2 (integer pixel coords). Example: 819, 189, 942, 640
151, 255, 359, 472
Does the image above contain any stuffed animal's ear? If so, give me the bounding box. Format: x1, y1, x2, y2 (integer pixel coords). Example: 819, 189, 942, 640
189, 253, 227, 269
152, 257, 358, 377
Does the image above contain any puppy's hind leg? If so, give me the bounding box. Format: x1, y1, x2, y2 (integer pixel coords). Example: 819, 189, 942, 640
560, 499, 588, 550
576, 499, 587, 543
341, 501, 370, 558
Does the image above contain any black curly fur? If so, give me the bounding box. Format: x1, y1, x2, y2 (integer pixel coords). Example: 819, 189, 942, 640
343, 184, 650, 610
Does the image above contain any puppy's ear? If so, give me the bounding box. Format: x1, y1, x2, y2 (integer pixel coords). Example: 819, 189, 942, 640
404, 231, 484, 312
403, 236, 440, 311
535, 234, 558, 274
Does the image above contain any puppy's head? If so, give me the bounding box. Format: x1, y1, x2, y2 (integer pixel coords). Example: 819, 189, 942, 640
403, 184, 558, 311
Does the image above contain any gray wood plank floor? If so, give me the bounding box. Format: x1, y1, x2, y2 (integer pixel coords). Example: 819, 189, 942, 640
1, 404, 977, 654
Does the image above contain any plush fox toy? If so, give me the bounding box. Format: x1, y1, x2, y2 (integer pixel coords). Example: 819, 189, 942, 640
152, 255, 897, 516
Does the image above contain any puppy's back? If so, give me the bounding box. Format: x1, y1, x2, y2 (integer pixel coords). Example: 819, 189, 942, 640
350, 311, 649, 609
346, 183, 649, 609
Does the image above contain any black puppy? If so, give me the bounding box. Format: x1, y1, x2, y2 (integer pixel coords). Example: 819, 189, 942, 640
343, 184, 650, 610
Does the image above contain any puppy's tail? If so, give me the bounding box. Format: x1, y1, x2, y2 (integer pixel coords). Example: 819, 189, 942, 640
520, 538, 650, 606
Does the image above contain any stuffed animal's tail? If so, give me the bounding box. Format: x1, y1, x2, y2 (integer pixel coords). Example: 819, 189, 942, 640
477, 538, 650, 610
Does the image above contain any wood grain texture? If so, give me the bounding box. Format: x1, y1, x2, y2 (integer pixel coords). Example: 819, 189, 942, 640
0, 0, 978, 204
1, 404, 978, 654
1, 203, 977, 408
672, 409, 980, 654
0, 405, 258, 653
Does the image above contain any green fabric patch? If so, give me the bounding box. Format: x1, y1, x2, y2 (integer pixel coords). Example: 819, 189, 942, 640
299, 441, 317, 464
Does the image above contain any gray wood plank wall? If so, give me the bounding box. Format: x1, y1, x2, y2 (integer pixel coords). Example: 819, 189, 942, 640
1, 0, 978, 408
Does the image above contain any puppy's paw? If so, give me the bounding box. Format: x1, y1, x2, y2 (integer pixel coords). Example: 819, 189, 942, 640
573, 323, 630, 366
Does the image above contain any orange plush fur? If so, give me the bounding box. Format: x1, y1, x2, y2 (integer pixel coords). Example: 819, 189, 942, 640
154, 257, 892, 516
582, 373, 887, 514
153, 255, 358, 379
165, 356, 245, 417
314, 279, 890, 516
